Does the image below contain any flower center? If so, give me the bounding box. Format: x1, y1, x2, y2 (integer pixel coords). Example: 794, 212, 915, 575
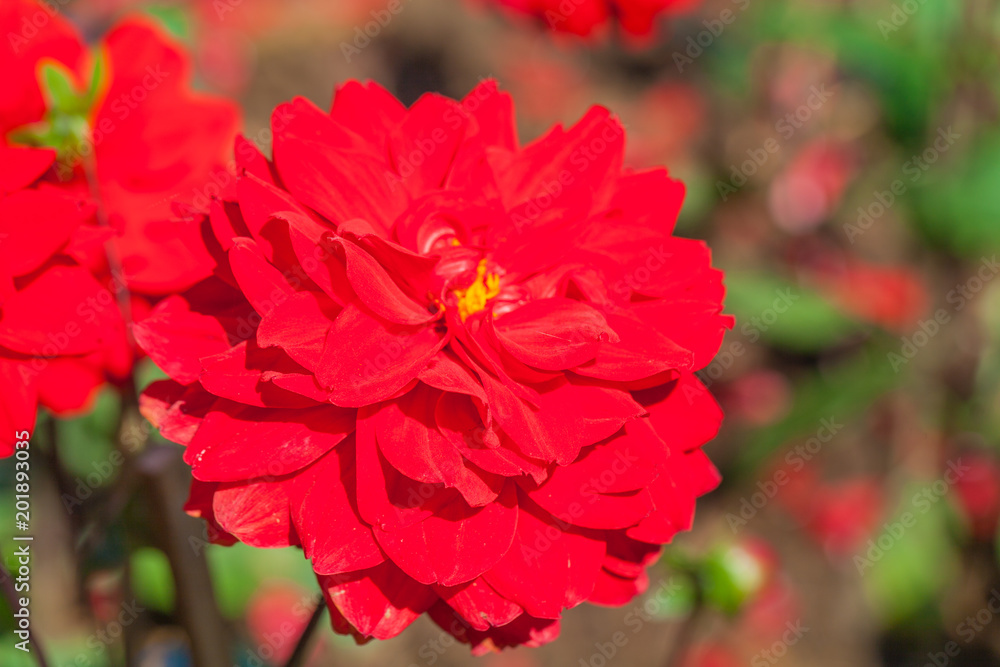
454, 259, 500, 321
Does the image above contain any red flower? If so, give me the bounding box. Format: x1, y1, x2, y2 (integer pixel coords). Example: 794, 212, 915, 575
0, 146, 122, 457
953, 452, 1000, 541
137, 80, 731, 652
0, 0, 237, 453
484, 0, 700, 38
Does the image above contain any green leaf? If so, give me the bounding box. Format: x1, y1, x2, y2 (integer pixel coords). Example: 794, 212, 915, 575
38, 60, 85, 115
723, 271, 864, 352
861, 484, 960, 626
911, 131, 1000, 257
130, 547, 176, 614
143, 5, 193, 41
55, 389, 122, 488
729, 345, 901, 477
207, 543, 316, 618
84, 48, 110, 110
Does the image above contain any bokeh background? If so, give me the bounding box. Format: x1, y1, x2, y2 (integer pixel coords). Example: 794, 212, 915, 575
4, 0, 1000, 666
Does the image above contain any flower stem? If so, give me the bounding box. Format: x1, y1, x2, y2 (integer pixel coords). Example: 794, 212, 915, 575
81, 152, 134, 338
662, 600, 704, 667
285, 596, 327, 667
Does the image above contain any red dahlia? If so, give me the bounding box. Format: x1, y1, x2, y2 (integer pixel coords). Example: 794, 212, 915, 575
0, 145, 124, 457
487, 0, 701, 38
0, 0, 237, 453
137, 80, 732, 652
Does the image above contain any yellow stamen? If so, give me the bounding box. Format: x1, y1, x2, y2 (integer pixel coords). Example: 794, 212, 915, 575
455, 259, 500, 321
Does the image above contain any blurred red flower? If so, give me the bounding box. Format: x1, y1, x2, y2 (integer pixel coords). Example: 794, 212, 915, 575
485, 0, 700, 39
816, 261, 928, 332
0, 0, 237, 453
0, 146, 122, 457
246, 583, 315, 665
768, 140, 855, 235
777, 464, 884, 555
137, 80, 732, 651
953, 452, 1000, 541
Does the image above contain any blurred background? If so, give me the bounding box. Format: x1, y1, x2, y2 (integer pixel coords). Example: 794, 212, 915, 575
4, 0, 1000, 665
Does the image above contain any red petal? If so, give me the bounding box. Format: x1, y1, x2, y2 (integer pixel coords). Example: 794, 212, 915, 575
480, 375, 644, 465
429, 603, 561, 654
494, 106, 623, 210
355, 407, 461, 532
140, 380, 214, 447
574, 309, 693, 382
318, 561, 437, 640
483, 494, 604, 618
186, 404, 355, 482
132, 295, 232, 384
389, 93, 467, 195
461, 80, 517, 152
686, 449, 722, 497
374, 483, 518, 586
255, 290, 340, 370
0, 265, 114, 356
417, 350, 487, 403
494, 298, 616, 370
184, 480, 238, 546
637, 374, 723, 453
36, 357, 104, 414
198, 340, 318, 408
0, 147, 54, 193
373, 386, 503, 505
588, 567, 649, 607
0, 358, 37, 457
434, 578, 521, 631
436, 392, 548, 480
316, 303, 446, 407
212, 477, 298, 548
228, 238, 298, 318
272, 96, 372, 156
234, 134, 275, 183
330, 80, 406, 146
335, 236, 436, 325
273, 134, 406, 235
235, 172, 317, 264
289, 439, 385, 575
